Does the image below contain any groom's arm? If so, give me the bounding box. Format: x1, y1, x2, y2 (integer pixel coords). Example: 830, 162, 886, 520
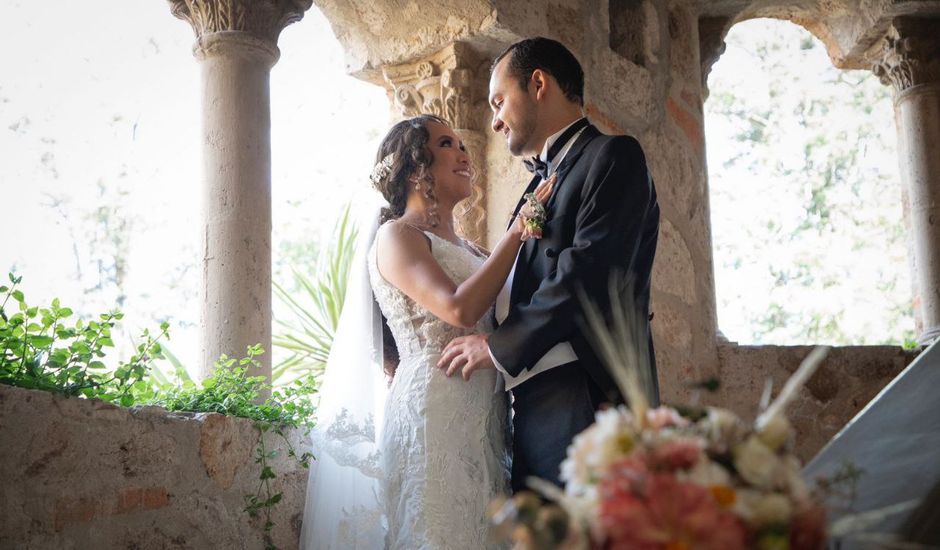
487, 135, 655, 377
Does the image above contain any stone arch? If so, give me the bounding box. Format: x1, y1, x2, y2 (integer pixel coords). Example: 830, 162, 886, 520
700, 3, 940, 344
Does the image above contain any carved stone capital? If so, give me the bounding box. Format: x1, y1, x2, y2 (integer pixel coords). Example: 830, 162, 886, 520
382, 42, 480, 131
381, 42, 488, 243
872, 18, 940, 94
169, 0, 313, 45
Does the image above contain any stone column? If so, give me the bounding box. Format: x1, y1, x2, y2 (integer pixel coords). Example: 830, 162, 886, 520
168, 0, 312, 382
382, 43, 489, 244
874, 18, 940, 345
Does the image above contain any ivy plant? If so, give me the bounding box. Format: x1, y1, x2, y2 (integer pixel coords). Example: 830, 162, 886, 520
0, 274, 317, 550
0, 272, 168, 405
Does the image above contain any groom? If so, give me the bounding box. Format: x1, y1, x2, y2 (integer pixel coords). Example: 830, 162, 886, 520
437, 37, 660, 491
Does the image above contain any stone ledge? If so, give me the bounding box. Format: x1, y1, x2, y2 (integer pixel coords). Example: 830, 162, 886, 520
712, 344, 918, 462
0, 384, 309, 549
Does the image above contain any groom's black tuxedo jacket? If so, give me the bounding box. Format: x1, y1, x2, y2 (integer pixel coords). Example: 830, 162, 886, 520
488, 123, 660, 405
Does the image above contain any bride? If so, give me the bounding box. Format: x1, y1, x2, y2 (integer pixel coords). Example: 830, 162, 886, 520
300, 115, 553, 549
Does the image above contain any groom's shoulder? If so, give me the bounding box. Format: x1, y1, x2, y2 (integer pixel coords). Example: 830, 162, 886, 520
585, 130, 646, 163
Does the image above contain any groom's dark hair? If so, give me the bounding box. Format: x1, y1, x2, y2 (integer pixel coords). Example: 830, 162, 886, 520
492, 37, 585, 106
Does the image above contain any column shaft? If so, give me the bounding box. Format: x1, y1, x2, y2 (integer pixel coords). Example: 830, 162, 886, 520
197, 33, 277, 379
169, 0, 312, 386
896, 84, 940, 343
874, 17, 940, 344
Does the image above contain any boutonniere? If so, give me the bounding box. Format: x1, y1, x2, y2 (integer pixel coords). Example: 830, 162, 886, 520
518, 173, 557, 240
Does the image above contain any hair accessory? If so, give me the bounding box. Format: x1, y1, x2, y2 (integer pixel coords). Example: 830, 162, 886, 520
370, 153, 396, 185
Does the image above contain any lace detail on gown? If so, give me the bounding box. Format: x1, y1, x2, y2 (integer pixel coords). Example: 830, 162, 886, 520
368, 227, 511, 550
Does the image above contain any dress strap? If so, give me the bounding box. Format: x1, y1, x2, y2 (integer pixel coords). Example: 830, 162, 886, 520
398, 221, 434, 249
462, 239, 489, 259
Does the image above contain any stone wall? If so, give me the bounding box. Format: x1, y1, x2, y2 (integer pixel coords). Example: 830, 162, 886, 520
475, 0, 724, 404
711, 344, 918, 462
0, 384, 309, 549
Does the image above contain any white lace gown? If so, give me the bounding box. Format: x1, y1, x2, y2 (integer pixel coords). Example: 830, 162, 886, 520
368, 228, 511, 550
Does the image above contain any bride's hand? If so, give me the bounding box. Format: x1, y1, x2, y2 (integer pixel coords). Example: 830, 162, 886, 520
512, 174, 556, 239
532, 173, 556, 205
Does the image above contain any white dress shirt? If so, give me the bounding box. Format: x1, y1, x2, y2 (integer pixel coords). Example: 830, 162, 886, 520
489, 118, 587, 391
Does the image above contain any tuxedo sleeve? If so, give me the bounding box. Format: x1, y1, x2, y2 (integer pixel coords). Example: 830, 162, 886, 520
488, 136, 654, 376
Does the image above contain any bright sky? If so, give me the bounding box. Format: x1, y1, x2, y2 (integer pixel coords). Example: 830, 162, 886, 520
0, 1, 388, 373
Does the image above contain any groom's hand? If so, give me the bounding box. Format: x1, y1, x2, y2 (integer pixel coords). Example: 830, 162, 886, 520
437, 334, 495, 381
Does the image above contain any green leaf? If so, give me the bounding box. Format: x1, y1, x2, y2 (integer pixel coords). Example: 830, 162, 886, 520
30, 335, 54, 348
12, 290, 24, 302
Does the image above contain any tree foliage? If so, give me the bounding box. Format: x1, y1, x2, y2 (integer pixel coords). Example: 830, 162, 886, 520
706, 20, 915, 345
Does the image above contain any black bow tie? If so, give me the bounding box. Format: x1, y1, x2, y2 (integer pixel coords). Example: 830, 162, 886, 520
523, 117, 590, 180
523, 156, 549, 179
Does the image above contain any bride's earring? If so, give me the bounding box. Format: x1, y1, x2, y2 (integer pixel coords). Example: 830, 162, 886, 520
414, 182, 421, 192
423, 186, 439, 228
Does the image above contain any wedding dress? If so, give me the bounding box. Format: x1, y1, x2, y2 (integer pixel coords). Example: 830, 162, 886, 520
300, 206, 511, 550
368, 226, 511, 550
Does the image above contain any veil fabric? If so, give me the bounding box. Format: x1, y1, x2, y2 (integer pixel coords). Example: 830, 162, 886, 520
300, 197, 388, 549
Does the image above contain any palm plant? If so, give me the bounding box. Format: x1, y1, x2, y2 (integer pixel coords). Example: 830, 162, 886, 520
272, 205, 358, 385
146, 339, 194, 388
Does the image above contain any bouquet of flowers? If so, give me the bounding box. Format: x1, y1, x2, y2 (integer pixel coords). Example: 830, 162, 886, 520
490, 282, 832, 550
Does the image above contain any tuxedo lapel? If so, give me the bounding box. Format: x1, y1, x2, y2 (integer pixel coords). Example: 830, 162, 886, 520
508, 125, 601, 302
515, 125, 600, 284
544, 125, 599, 212
507, 174, 542, 231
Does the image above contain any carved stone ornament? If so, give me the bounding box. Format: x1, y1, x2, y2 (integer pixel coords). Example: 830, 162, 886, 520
381, 43, 487, 243
383, 44, 478, 131
169, 0, 313, 44
872, 18, 940, 94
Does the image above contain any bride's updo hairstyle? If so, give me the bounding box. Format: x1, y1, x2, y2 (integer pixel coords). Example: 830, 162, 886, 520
371, 114, 449, 226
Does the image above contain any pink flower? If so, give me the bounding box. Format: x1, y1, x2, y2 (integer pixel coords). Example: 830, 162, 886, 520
648, 438, 704, 472
646, 407, 689, 430
598, 460, 747, 550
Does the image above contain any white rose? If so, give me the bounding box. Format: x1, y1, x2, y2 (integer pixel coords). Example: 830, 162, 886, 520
733, 436, 782, 489
560, 407, 635, 494
756, 414, 792, 451
680, 458, 732, 488
700, 408, 745, 450
751, 493, 793, 527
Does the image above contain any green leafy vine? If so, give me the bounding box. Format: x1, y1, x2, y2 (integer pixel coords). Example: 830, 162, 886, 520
0, 274, 317, 549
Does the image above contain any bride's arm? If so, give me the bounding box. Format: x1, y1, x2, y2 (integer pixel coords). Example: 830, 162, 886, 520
375, 181, 552, 329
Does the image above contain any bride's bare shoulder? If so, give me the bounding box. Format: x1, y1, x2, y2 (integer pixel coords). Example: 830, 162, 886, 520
375, 220, 432, 257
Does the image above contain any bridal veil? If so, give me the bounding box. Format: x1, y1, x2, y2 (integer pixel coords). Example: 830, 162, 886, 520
300, 198, 388, 549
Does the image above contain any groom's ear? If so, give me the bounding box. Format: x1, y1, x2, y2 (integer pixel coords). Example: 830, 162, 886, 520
530, 69, 548, 101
